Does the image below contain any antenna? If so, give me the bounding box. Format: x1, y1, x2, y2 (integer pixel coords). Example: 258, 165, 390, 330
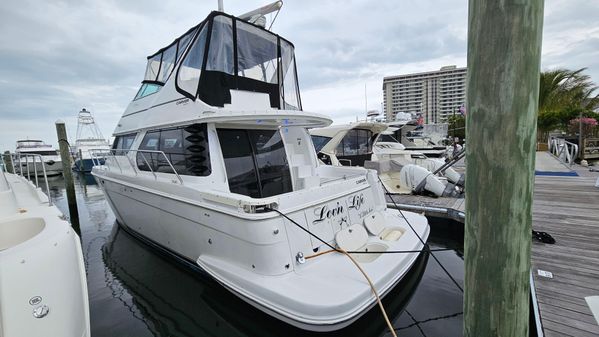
364, 83, 368, 117
238, 1, 283, 28
218, 0, 224, 11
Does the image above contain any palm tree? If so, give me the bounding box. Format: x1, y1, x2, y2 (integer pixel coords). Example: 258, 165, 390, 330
537, 68, 599, 131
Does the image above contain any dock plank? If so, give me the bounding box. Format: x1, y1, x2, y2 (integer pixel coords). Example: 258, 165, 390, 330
531, 162, 599, 336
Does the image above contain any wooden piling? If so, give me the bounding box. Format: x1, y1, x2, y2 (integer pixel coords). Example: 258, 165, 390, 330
465, 1, 544, 336
55, 120, 80, 233
2, 151, 13, 174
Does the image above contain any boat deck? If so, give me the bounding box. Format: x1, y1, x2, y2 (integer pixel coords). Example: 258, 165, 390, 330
531, 163, 599, 336
386, 151, 599, 335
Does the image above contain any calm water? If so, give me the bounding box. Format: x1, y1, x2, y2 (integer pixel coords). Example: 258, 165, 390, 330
43, 174, 464, 337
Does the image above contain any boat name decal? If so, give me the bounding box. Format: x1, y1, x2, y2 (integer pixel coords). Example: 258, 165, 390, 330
176, 98, 190, 105
313, 201, 344, 224
347, 193, 365, 210
358, 207, 374, 219
356, 178, 366, 184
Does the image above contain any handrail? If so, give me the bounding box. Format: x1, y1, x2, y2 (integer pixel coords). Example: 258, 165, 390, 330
548, 136, 578, 166
11, 153, 52, 206
89, 149, 184, 185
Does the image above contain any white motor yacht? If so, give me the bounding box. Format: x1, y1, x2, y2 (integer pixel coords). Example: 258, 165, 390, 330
0, 161, 90, 336
14, 140, 63, 176
73, 108, 111, 172
310, 122, 462, 196
91, 9, 429, 331
374, 128, 464, 187
386, 112, 450, 158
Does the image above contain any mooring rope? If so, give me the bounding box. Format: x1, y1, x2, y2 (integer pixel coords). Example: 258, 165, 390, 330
265, 207, 398, 337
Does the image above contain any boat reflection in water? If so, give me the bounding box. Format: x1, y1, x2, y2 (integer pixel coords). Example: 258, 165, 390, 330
102, 224, 429, 337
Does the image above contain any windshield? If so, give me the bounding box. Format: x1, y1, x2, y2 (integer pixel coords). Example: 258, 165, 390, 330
175, 13, 302, 110
311, 135, 331, 152
377, 134, 399, 143
136, 26, 199, 100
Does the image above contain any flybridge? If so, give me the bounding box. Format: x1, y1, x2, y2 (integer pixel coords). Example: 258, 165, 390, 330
136, 11, 302, 111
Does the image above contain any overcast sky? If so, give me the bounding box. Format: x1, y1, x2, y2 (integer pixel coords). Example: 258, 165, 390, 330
0, 0, 597, 151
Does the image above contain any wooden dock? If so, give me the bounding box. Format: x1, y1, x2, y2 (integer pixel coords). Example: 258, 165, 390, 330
531, 166, 599, 336
386, 152, 599, 335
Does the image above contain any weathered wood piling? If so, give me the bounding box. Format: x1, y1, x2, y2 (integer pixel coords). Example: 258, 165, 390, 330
465, 0, 545, 335
55, 119, 80, 233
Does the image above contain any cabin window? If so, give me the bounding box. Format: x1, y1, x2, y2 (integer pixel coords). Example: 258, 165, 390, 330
280, 39, 301, 110
177, 25, 208, 99
144, 54, 161, 82
206, 16, 234, 75
377, 134, 399, 143
136, 124, 210, 176
335, 128, 373, 162
310, 135, 331, 153
134, 83, 162, 100
217, 129, 292, 198
236, 19, 278, 83
112, 133, 137, 155
23, 151, 57, 156
156, 43, 177, 83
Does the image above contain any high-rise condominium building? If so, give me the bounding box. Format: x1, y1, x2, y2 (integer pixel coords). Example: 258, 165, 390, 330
382, 65, 467, 123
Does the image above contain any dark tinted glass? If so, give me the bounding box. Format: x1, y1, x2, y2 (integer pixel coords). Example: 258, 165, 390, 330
217, 129, 260, 198
336, 129, 373, 156
113, 133, 136, 155
248, 130, 292, 198
28, 151, 57, 156
122, 134, 136, 150
137, 131, 160, 171
378, 134, 398, 143
136, 125, 211, 177
357, 129, 372, 155
157, 128, 183, 173
341, 129, 359, 156
311, 135, 331, 153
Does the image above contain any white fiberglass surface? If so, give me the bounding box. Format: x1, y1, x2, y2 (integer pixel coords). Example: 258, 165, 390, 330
43, 174, 464, 336
0, 217, 45, 250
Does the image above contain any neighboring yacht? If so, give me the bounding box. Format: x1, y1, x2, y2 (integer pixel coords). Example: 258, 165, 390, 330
310, 122, 463, 196
73, 108, 110, 172
386, 112, 449, 158
0, 163, 90, 336
15, 140, 63, 176
92, 8, 429, 331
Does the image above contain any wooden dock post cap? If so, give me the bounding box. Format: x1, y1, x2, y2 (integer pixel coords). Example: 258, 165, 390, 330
55, 119, 65, 125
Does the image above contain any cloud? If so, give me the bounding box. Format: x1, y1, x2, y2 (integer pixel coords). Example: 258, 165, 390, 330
0, 0, 597, 151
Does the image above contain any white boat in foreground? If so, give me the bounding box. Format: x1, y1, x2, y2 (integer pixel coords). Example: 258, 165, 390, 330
92, 8, 429, 331
0, 161, 90, 336
14, 140, 63, 176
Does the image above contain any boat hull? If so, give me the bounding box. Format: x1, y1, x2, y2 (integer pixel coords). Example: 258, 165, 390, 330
0, 173, 89, 337
19, 160, 63, 176
73, 158, 103, 172
92, 171, 430, 331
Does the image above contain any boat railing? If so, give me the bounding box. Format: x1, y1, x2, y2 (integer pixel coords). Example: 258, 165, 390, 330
90, 149, 184, 185
548, 136, 578, 166
9, 153, 52, 206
